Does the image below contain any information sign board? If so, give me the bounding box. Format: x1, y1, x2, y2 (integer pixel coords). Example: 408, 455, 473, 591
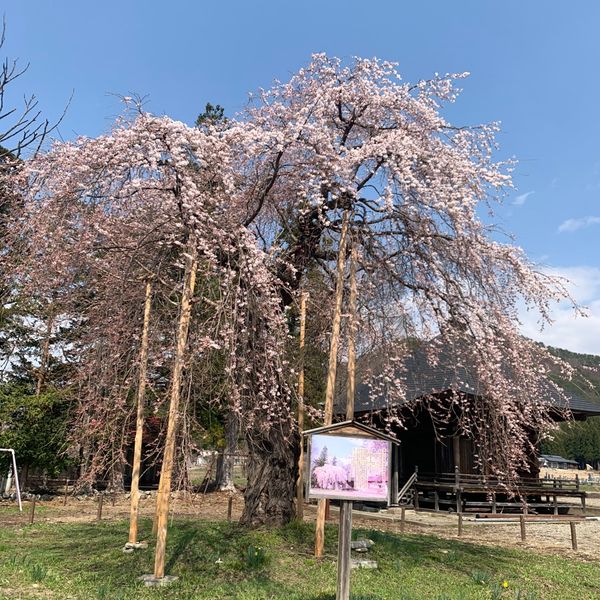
308, 432, 391, 503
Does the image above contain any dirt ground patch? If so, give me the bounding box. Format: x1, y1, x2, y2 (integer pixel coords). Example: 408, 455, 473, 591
2, 491, 600, 562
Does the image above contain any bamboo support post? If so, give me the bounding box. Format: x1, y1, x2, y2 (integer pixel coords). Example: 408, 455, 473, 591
296, 291, 308, 520
315, 210, 350, 559
153, 249, 198, 580
128, 281, 153, 545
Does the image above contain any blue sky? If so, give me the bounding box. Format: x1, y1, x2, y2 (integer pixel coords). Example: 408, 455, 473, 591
4, 1, 599, 353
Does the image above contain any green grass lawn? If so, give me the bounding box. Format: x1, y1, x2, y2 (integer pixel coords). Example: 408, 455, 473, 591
0, 515, 599, 599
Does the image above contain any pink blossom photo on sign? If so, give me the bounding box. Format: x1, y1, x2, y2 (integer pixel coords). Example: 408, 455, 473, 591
308, 434, 390, 502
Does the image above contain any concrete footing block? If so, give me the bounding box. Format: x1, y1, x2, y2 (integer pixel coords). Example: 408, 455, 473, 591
351, 559, 378, 569
139, 574, 179, 587
123, 541, 149, 553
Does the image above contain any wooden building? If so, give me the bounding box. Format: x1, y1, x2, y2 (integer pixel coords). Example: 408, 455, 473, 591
335, 344, 600, 513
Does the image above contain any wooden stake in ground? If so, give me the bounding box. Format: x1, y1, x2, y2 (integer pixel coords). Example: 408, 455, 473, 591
153, 249, 198, 580
315, 210, 350, 558
28, 497, 36, 524
296, 291, 308, 520
336, 500, 353, 600
128, 281, 153, 545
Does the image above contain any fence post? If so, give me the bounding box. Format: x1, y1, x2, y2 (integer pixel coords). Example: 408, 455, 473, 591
96, 494, 104, 522
570, 521, 578, 551
28, 497, 36, 524
400, 507, 406, 533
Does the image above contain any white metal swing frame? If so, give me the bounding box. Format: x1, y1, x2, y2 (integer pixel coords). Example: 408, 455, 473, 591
0, 448, 23, 511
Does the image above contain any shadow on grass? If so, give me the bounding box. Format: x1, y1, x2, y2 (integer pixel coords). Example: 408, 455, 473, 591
165, 524, 200, 573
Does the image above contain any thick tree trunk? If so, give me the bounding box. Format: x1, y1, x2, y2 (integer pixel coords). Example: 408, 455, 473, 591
215, 412, 239, 492
108, 462, 125, 493
241, 425, 298, 527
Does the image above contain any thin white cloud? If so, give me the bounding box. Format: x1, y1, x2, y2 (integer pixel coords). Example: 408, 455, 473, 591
513, 191, 534, 206
558, 216, 600, 233
519, 266, 600, 355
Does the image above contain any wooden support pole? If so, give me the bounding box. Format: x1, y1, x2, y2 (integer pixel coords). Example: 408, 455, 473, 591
336, 501, 353, 600
153, 248, 198, 580
35, 310, 54, 397
334, 240, 360, 599
345, 241, 358, 422
457, 513, 463, 537
296, 291, 308, 521
570, 521, 578, 551
520, 515, 526, 542
491, 493, 497, 515
315, 210, 350, 559
96, 494, 104, 522
28, 497, 36, 524
323, 209, 350, 425
128, 281, 153, 545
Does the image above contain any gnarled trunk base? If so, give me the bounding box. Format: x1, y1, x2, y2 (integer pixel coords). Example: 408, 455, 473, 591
241, 429, 298, 527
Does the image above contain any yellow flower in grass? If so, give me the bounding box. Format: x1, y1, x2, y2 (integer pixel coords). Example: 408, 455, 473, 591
502, 580, 509, 589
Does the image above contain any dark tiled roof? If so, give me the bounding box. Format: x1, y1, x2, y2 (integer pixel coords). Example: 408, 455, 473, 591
335, 345, 600, 418
540, 454, 579, 465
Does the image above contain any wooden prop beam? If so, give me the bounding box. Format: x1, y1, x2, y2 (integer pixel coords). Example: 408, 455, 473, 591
336, 239, 358, 600
153, 250, 198, 580
345, 241, 358, 421
315, 210, 350, 558
296, 291, 308, 520
128, 281, 153, 545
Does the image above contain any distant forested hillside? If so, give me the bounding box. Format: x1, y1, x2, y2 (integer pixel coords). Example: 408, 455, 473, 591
540, 345, 600, 464
546, 345, 600, 405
